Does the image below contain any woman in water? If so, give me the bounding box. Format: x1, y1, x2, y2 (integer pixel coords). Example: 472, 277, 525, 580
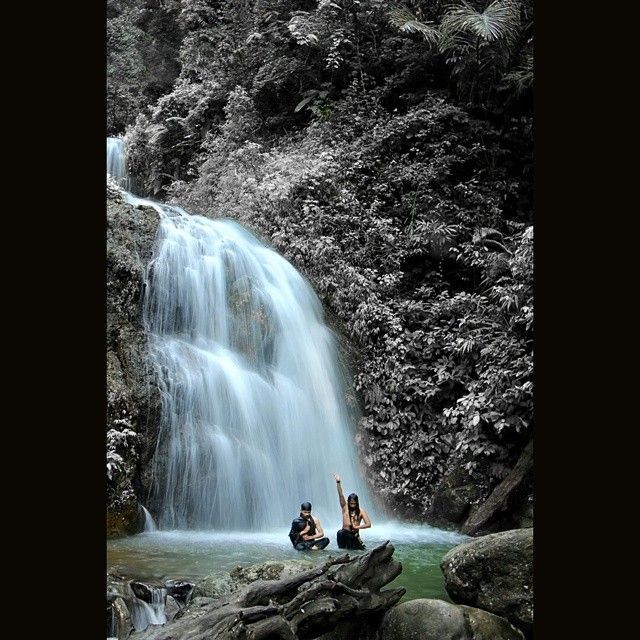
333, 473, 371, 549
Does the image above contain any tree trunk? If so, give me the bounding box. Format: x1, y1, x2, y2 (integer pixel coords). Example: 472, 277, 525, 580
131, 541, 405, 639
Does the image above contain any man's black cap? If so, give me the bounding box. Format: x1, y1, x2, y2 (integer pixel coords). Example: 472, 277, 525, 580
300, 502, 312, 511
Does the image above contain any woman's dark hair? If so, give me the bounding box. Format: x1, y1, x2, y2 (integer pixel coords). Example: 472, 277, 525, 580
347, 493, 360, 519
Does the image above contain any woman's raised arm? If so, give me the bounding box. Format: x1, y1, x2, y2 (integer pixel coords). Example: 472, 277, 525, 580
333, 473, 346, 509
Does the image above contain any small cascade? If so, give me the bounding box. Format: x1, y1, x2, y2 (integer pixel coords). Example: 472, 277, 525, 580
107, 137, 130, 190
107, 604, 116, 638
142, 506, 158, 532
128, 585, 167, 632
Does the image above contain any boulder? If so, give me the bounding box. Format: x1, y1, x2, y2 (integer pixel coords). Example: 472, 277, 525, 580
107, 574, 129, 601
441, 528, 533, 635
379, 599, 466, 640
164, 579, 194, 604
192, 572, 234, 599
229, 558, 314, 590
378, 599, 524, 640
429, 467, 481, 526
111, 596, 132, 640
461, 605, 524, 640
462, 440, 533, 535
191, 559, 316, 606
164, 595, 181, 622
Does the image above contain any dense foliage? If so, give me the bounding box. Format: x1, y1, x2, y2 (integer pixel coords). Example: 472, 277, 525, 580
107, 0, 183, 134
109, 0, 533, 521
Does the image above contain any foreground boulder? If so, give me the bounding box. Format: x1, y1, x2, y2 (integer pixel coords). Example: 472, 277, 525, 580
379, 599, 523, 640
441, 528, 533, 635
130, 541, 404, 639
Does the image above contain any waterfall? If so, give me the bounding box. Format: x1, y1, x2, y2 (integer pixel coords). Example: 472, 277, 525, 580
107, 137, 373, 532
108, 605, 116, 639
142, 506, 158, 532
128, 586, 167, 632
107, 137, 129, 190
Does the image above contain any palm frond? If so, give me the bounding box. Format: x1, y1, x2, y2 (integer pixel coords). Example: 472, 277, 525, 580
441, 1, 520, 44
504, 53, 534, 94
388, 7, 440, 46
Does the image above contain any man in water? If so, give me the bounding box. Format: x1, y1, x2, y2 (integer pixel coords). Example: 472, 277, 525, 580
288, 502, 330, 551
334, 474, 371, 550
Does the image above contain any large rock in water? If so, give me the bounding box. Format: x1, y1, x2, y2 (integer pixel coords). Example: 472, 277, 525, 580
192, 572, 234, 599
378, 599, 524, 640
192, 559, 315, 600
106, 183, 161, 537
441, 528, 533, 635
229, 559, 315, 589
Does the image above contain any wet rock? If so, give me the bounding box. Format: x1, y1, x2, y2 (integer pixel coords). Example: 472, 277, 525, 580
378, 599, 523, 640
192, 572, 233, 599
107, 574, 129, 601
229, 559, 314, 590
106, 189, 162, 538
164, 595, 181, 622
380, 599, 466, 640
130, 581, 161, 603
462, 440, 533, 535
429, 467, 481, 526
192, 559, 315, 601
164, 579, 194, 604
111, 596, 132, 640
441, 528, 533, 635
461, 605, 524, 640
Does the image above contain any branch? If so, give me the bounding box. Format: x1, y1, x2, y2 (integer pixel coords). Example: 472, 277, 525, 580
130, 541, 405, 640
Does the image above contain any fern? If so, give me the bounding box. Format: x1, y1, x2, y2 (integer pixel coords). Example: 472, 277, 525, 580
440, 1, 520, 45
388, 7, 440, 46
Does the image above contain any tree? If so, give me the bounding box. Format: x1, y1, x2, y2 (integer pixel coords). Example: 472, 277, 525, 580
439, 0, 521, 104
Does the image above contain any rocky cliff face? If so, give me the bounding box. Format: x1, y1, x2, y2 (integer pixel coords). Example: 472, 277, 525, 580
106, 181, 161, 537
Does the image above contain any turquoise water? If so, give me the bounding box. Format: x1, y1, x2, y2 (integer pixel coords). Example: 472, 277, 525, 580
107, 523, 466, 602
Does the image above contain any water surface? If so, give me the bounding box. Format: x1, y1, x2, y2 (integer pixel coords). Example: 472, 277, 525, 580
107, 523, 466, 602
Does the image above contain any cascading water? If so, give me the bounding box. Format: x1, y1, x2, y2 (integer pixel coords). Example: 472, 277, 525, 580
107, 138, 373, 531
142, 506, 158, 532
128, 586, 167, 632
106, 138, 129, 190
